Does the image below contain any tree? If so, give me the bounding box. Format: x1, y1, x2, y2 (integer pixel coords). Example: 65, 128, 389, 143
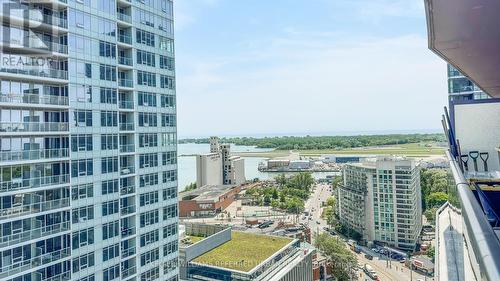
421, 168, 449, 210
263, 195, 271, 206
424, 207, 438, 225
427, 245, 435, 262
275, 174, 287, 187
289, 172, 314, 192
427, 192, 449, 209
331, 175, 342, 188
184, 182, 197, 191
326, 196, 336, 208
272, 188, 279, 200
314, 233, 357, 280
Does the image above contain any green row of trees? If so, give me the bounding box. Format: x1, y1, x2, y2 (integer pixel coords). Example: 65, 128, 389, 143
245, 173, 314, 213
179, 134, 446, 150
420, 168, 450, 224
314, 233, 357, 280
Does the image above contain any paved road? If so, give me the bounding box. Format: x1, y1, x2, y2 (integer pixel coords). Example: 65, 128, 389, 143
303, 183, 332, 236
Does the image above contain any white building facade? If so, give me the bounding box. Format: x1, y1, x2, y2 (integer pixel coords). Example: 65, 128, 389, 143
337, 157, 422, 251
0, 1, 179, 280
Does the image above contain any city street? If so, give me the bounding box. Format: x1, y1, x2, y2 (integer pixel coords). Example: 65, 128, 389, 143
306, 183, 432, 281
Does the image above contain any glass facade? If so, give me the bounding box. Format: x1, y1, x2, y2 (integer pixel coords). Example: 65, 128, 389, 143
0, 1, 178, 281
447, 64, 490, 102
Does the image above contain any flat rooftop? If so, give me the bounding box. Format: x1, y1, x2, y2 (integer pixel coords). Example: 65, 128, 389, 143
191, 231, 292, 272
181, 184, 236, 202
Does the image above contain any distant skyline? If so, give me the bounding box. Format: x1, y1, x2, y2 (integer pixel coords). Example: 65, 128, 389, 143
174, 0, 447, 138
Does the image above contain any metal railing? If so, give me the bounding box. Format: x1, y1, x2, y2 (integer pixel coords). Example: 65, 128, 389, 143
121, 226, 136, 238
120, 166, 135, 175
40, 14, 68, 28
0, 248, 70, 279
118, 34, 132, 44
0, 67, 68, 80
0, 122, 69, 133
122, 247, 136, 258
0, 221, 70, 248
0, 198, 70, 220
122, 265, 136, 279
447, 151, 500, 281
119, 100, 134, 109
120, 184, 135, 196
0, 174, 70, 193
119, 78, 133, 88
0, 93, 69, 106
118, 56, 133, 66
119, 122, 134, 131
117, 13, 132, 23
121, 205, 135, 215
120, 144, 135, 153
0, 148, 69, 163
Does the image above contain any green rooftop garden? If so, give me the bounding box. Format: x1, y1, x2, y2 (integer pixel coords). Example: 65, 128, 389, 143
192, 231, 292, 272
188, 236, 205, 243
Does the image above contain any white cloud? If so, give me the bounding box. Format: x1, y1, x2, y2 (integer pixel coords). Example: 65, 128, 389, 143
176, 32, 447, 138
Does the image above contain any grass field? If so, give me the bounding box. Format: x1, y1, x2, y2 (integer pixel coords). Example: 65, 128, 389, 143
188, 236, 205, 243
233, 142, 446, 158
192, 232, 292, 272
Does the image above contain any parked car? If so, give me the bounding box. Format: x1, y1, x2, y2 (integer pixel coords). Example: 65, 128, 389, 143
371, 248, 379, 253
365, 254, 374, 260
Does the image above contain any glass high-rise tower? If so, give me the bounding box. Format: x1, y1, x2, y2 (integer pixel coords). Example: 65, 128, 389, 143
0, 1, 178, 281
447, 64, 490, 102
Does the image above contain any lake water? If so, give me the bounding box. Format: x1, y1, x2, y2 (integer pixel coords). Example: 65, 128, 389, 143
177, 143, 340, 191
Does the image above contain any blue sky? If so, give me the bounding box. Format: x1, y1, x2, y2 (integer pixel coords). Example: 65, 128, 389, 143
173, 0, 447, 138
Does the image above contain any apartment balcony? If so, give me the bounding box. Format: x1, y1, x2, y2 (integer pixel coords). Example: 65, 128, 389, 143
36, 272, 71, 281
0, 94, 69, 107
119, 122, 134, 132
120, 144, 135, 153
0, 67, 68, 81
117, 12, 132, 24
122, 246, 136, 258
0, 247, 70, 279
118, 34, 132, 45
119, 78, 133, 88
120, 184, 135, 196
0, 198, 70, 220
118, 56, 133, 67
121, 226, 136, 239
119, 100, 134, 110
120, 166, 135, 176
0, 174, 70, 193
0, 122, 69, 134
0, 221, 70, 248
38, 14, 68, 29
121, 205, 135, 216
0, 148, 69, 165
121, 265, 136, 279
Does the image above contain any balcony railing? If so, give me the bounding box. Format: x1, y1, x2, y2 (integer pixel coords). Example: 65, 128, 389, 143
120, 166, 135, 175
42, 40, 68, 54
122, 246, 136, 258
121, 265, 136, 279
0, 174, 70, 193
0, 221, 70, 248
36, 14, 68, 29
121, 226, 136, 238
119, 100, 134, 109
0, 148, 69, 163
119, 78, 133, 88
0, 67, 68, 80
0, 248, 70, 279
118, 56, 133, 66
117, 13, 132, 23
121, 205, 135, 216
120, 144, 135, 153
120, 184, 135, 196
0, 94, 69, 106
0, 122, 69, 133
118, 34, 132, 45
0, 198, 70, 220
119, 123, 134, 131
